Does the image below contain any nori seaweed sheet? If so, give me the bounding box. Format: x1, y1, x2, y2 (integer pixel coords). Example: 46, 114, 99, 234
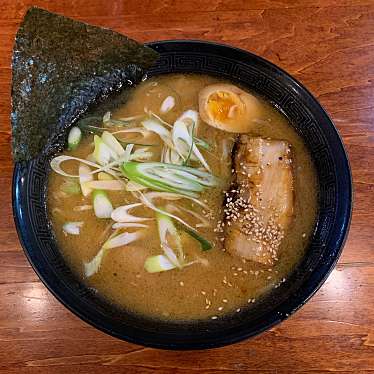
11, 7, 159, 162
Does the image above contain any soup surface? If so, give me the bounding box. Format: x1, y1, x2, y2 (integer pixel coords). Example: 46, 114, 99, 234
48, 74, 317, 321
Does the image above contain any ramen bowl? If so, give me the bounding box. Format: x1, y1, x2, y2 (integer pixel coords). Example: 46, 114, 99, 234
13, 40, 352, 349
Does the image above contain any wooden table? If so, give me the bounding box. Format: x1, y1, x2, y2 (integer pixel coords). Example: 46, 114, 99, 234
1, 1, 373, 372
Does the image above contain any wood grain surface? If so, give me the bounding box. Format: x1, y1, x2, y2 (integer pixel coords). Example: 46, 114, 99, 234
0, 1, 373, 373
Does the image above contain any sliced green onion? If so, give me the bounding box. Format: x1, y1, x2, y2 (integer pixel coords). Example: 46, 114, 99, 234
143, 191, 210, 219
179, 225, 213, 251
93, 135, 117, 166
102, 230, 143, 250
138, 192, 198, 233
161, 146, 168, 163
162, 146, 183, 165
194, 137, 210, 150
117, 114, 145, 122
156, 211, 183, 266
162, 243, 182, 268
150, 169, 203, 192
166, 204, 210, 228
83, 180, 124, 191
176, 110, 199, 129
121, 162, 219, 197
122, 143, 134, 162
164, 204, 213, 251
84, 247, 107, 277
50, 156, 95, 177
172, 120, 211, 171
79, 125, 104, 134
112, 127, 150, 137
93, 190, 113, 218
141, 118, 173, 148
160, 96, 175, 113
144, 255, 209, 273
170, 148, 182, 164
172, 121, 191, 161
60, 178, 81, 195
125, 181, 148, 192
51, 155, 121, 178
143, 191, 209, 211
77, 116, 102, 133
67, 126, 82, 151
107, 119, 140, 126
103, 111, 111, 124
143, 204, 211, 272
154, 208, 184, 262
144, 191, 181, 202
101, 131, 125, 157
128, 172, 200, 197
129, 147, 153, 161
103, 111, 144, 127
146, 110, 173, 128
144, 255, 176, 273
111, 203, 151, 223
84, 228, 144, 277
175, 110, 210, 150
144, 110, 209, 150
183, 122, 195, 166
118, 139, 157, 147
122, 162, 198, 197
79, 164, 94, 196
63, 221, 83, 235
112, 222, 149, 229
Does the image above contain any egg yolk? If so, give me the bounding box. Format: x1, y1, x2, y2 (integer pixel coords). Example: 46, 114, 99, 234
207, 91, 240, 122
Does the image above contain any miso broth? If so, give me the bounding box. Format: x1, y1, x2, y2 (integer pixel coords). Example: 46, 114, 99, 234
48, 74, 317, 321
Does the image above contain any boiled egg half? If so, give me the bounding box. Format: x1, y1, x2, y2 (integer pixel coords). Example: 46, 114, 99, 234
198, 84, 261, 133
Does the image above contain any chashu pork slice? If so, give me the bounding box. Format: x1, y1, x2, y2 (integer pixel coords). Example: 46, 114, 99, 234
224, 136, 294, 265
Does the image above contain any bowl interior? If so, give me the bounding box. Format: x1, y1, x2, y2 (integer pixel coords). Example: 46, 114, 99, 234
13, 40, 352, 349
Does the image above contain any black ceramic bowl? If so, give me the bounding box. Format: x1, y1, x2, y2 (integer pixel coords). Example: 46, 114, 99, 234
13, 40, 352, 350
